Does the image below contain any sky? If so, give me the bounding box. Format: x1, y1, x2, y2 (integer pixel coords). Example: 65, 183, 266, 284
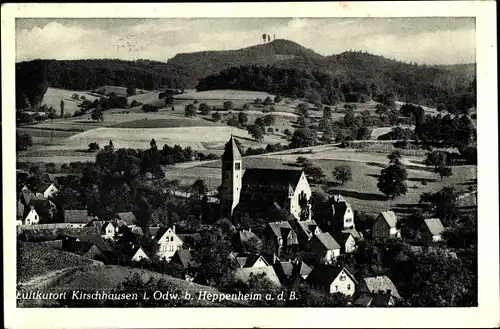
15, 17, 476, 65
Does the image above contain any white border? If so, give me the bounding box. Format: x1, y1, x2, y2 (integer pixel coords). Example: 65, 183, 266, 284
2, 2, 498, 328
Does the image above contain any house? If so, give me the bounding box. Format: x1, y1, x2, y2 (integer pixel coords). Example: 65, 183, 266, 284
358, 275, 401, 299
64, 209, 93, 228
87, 220, 117, 239
263, 221, 298, 255
115, 212, 138, 228
40, 183, 59, 199
233, 254, 270, 268
177, 233, 202, 249
423, 218, 446, 242
304, 233, 341, 264
342, 227, 363, 241
122, 244, 150, 262
292, 219, 322, 246
233, 266, 282, 287
305, 265, 357, 296
220, 136, 312, 221
372, 211, 401, 239
154, 226, 184, 260
331, 194, 355, 231
273, 260, 313, 287
170, 249, 193, 269
233, 229, 261, 252
23, 207, 40, 225
59, 228, 112, 261
332, 231, 357, 253
352, 293, 374, 307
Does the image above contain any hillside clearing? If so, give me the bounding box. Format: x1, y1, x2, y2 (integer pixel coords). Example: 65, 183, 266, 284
173, 89, 276, 100
41, 88, 99, 115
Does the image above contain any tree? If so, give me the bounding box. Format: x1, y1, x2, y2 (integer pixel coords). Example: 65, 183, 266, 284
60, 100, 65, 117
247, 124, 264, 141
16, 132, 33, 151
88, 142, 100, 152
377, 164, 408, 199
290, 128, 316, 149
323, 106, 332, 120
274, 94, 283, 103
191, 179, 208, 200
141, 104, 158, 113
387, 150, 402, 165
332, 165, 352, 186
263, 96, 273, 106
297, 103, 310, 117
238, 112, 248, 125
254, 117, 265, 128
305, 165, 326, 184
283, 129, 292, 138
184, 103, 197, 117
127, 82, 136, 97
262, 34, 267, 43
296, 156, 312, 168
223, 101, 234, 111
227, 115, 239, 127
425, 151, 453, 181
211, 111, 221, 122
198, 103, 211, 115
193, 226, 237, 287
92, 105, 104, 121
263, 114, 275, 126
344, 109, 356, 127
419, 187, 459, 226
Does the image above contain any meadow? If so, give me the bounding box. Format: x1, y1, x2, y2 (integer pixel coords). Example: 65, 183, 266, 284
41, 88, 99, 115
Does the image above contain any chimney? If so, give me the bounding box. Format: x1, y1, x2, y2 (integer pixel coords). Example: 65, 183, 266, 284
172, 225, 176, 233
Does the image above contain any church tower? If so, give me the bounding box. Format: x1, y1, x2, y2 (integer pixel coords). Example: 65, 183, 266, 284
220, 135, 243, 218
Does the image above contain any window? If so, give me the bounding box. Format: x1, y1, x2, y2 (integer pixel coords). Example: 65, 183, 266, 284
235, 163, 241, 170
347, 284, 351, 290
339, 274, 346, 281
335, 285, 338, 291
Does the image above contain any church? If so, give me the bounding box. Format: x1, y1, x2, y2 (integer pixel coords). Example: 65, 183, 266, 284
219, 136, 312, 221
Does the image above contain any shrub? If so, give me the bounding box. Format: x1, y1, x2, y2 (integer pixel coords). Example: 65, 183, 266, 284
211, 112, 221, 122
142, 104, 158, 112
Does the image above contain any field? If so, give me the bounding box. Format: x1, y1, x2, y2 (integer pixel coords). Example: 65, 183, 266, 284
173, 89, 276, 101
41, 88, 99, 115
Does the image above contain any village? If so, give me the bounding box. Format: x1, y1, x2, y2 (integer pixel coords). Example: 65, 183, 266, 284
16, 134, 461, 307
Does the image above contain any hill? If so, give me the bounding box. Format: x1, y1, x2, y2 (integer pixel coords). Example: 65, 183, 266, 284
16, 39, 476, 110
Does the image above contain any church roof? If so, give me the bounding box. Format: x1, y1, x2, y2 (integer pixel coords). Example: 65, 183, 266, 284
222, 135, 242, 161
242, 168, 303, 192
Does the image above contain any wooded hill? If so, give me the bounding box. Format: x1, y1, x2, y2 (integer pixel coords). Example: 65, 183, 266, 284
16, 39, 475, 111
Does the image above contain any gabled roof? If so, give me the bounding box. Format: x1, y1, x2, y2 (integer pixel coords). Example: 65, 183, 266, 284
242, 168, 304, 192
332, 231, 353, 245
234, 266, 282, 287
306, 265, 356, 286
313, 233, 341, 250
177, 233, 202, 247
342, 228, 362, 240
244, 254, 269, 267
279, 261, 294, 277
64, 209, 91, 224
378, 211, 398, 228
222, 135, 242, 161
353, 293, 374, 307
172, 249, 193, 268
424, 218, 445, 236
361, 276, 401, 299
148, 226, 161, 238
371, 293, 394, 307
115, 212, 137, 226
268, 221, 292, 238
296, 220, 320, 239
296, 261, 313, 278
